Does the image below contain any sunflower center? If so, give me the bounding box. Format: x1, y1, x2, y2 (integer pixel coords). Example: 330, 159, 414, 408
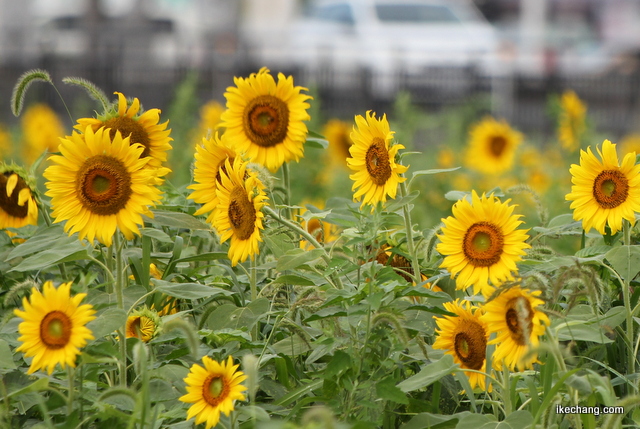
0, 172, 29, 219
593, 170, 629, 209
76, 155, 133, 216
505, 297, 534, 346
228, 185, 257, 240
243, 95, 289, 147
202, 375, 229, 406
40, 311, 72, 349
365, 138, 392, 186
463, 222, 504, 267
103, 116, 151, 157
453, 320, 486, 370
490, 136, 507, 157
215, 158, 234, 183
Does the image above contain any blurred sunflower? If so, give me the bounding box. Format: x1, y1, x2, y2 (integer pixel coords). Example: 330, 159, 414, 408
180, 355, 247, 429
433, 299, 490, 390
14, 281, 95, 374
557, 90, 586, 152
44, 126, 162, 246
437, 191, 530, 297
0, 124, 13, 158
21, 103, 65, 164
376, 245, 422, 284
0, 164, 38, 231
620, 133, 640, 155
347, 111, 407, 209
220, 67, 312, 172
324, 119, 353, 168
481, 286, 549, 371
465, 117, 523, 175
188, 132, 240, 225
566, 139, 640, 235
437, 146, 456, 169
212, 157, 269, 266
75, 92, 172, 175
298, 201, 339, 250
125, 307, 160, 342
194, 100, 225, 142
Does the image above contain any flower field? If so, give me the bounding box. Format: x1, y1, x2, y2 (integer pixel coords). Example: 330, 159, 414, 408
1, 67, 640, 429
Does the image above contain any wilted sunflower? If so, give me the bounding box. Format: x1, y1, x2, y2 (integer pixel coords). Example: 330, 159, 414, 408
125, 307, 160, 342
21, 103, 65, 164
220, 67, 311, 172
44, 126, 163, 246
188, 132, 240, 224
75, 92, 172, 175
566, 139, 640, 235
180, 355, 247, 429
465, 117, 523, 175
14, 281, 96, 374
324, 119, 353, 168
558, 90, 586, 152
437, 191, 530, 297
347, 111, 407, 209
212, 157, 268, 266
0, 165, 38, 231
433, 300, 490, 391
481, 286, 549, 371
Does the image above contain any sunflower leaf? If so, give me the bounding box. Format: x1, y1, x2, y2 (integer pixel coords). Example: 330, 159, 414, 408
11, 69, 53, 116
305, 137, 329, 149
409, 167, 460, 188
396, 354, 456, 392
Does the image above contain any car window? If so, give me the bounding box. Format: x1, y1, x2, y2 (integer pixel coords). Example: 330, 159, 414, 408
375, 4, 461, 23
308, 3, 355, 25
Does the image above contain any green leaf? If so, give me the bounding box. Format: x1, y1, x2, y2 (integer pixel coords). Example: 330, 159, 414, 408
409, 167, 460, 187
304, 306, 347, 322
87, 308, 127, 340
324, 350, 352, 379
141, 228, 173, 244
400, 412, 471, 429
376, 376, 409, 405
172, 252, 229, 263
10, 245, 89, 272
456, 410, 532, 429
153, 279, 232, 300
276, 248, 325, 271
271, 335, 311, 356
145, 210, 211, 230
272, 274, 315, 286
554, 320, 613, 344
385, 190, 420, 213
444, 190, 468, 202
11, 69, 53, 116
397, 354, 457, 392
7, 225, 76, 259
305, 137, 329, 149
605, 245, 640, 281
0, 340, 16, 371
8, 377, 49, 399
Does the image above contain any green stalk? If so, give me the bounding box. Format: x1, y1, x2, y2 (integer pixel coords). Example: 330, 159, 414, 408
67, 366, 75, 416
114, 232, 127, 387
501, 366, 512, 416
399, 181, 421, 284
250, 258, 259, 341
282, 162, 292, 219
623, 220, 635, 379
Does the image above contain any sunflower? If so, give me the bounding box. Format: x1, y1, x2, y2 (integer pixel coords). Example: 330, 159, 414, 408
437, 147, 456, 169
220, 67, 311, 172
0, 124, 12, 158
565, 139, 640, 235
558, 90, 586, 152
298, 201, 339, 250
481, 286, 549, 371
433, 299, 490, 391
193, 100, 225, 143
436, 191, 530, 297
180, 355, 247, 429
324, 119, 353, 168
75, 92, 172, 175
188, 132, 241, 224
14, 281, 96, 374
347, 111, 407, 209
21, 103, 65, 164
465, 117, 523, 175
0, 164, 38, 231
620, 133, 640, 155
376, 246, 420, 284
125, 307, 160, 342
44, 126, 163, 246
212, 157, 268, 266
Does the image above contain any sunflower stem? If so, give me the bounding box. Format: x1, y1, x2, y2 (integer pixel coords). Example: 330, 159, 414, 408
250, 258, 259, 341
114, 231, 127, 387
501, 366, 512, 416
399, 181, 422, 284
67, 365, 75, 416
282, 162, 292, 219
623, 220, 636, 380
264, 206, 343, 289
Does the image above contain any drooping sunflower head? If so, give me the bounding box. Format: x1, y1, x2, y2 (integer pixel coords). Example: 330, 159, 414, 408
21, 103, 66, 164
14, 281, 96, 374
0, 164, 38, 231
566, 139, 640, 235
323, 118, 353, 168
436, 191, 531, 297
212, 157, 269, 266
347, 111, 408, 209
481, 286, 549, 371
220, 67, 312, 172
558, 90, 587, 152
465, 117, 523, 175
44, 126, 163, 246
433, 299, 490, 391
75, 92, 172, 175
180, 355, 247, 429
125, 307, 161, 342
188, 132, 241, 224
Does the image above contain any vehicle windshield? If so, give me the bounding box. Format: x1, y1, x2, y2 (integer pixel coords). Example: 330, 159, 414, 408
375, 4, 461, 23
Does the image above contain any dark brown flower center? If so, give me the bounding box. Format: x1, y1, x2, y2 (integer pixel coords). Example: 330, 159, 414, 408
489, 136, 507, 157
592, 169, 629, 209
376, 249, 414, 282
0, 172, 29, 219
228, 185, 257, 240
462, 222, 504, 267
40, 310, 72, 349
76, 155, 132, 215
453, 320, 487, 370
505, 296, 534, 345
243, 95, 289, 147
365, 138, 392, 186
202, 375, 229, 406
216, 158, 234, 184
103, 117, 151, 157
